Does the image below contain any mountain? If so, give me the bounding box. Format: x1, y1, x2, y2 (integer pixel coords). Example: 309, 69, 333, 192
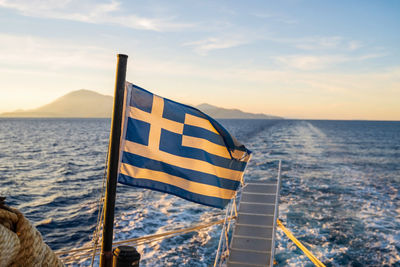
1, 90, 281, 119
195, 103, 281, 119
1, 90, 113, 118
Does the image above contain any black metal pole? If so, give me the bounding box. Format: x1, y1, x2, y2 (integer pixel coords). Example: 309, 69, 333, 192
100, 54, 128, 267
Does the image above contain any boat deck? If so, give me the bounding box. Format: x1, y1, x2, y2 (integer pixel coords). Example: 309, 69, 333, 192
227, 179, 281, 267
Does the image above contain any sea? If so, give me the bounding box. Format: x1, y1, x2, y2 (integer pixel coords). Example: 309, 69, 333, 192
0, 118, 399, 266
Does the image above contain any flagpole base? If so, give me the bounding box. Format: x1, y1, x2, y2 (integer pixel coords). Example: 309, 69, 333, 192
113, 246, 141, 267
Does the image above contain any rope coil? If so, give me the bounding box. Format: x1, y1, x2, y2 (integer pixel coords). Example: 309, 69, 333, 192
0, 202, 64, 267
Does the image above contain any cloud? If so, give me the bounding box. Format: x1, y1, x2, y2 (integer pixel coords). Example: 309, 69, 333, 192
348, 40, 363, 51
183, 36, 248, 55
274, 54, 347, 70
294, 36, 343, 50
267, 36, 364, 52
0, 0, 192, 31
274, 53, 384, 70
252, 12, 298, 24
0, 33, 113, 71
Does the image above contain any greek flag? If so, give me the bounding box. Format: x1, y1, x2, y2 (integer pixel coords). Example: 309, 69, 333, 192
118, 82, 251, 208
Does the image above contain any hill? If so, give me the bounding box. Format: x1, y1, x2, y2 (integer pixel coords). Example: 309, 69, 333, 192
196, 103, 281, 119
1, 90, 113, 118
1, 90, 281, 119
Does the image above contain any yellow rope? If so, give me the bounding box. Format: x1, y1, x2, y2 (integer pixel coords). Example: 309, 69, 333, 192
277, 219, 326, 267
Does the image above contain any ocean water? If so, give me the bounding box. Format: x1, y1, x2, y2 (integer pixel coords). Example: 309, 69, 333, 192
0, 118, 399, 266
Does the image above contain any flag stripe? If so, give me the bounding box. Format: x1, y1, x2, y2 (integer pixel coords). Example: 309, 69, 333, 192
160, 130, 246, 171
182, 135, 231, 159
184, 113, 219, 134
120, 163, 236, 199
121, 151, 240, 190
183, 125, 226, 146
119, 173, 230, 208
123, 139, 244, 181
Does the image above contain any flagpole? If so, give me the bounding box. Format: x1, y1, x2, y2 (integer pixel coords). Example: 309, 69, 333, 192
100, 54, 128, 267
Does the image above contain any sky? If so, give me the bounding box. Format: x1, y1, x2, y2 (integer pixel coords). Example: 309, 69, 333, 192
0, 0, 399, 120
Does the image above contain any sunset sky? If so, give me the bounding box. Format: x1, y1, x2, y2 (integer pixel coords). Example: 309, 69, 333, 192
0, 0, 399, 120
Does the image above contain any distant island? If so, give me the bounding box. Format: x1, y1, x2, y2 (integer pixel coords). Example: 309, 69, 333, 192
196, 103, 280, 119
1, 89, 281, 119
1, 90, 113, 118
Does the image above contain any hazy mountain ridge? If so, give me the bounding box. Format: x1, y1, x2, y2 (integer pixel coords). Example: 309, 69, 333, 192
1, 89, 281, 119
1, 90, 113, 118
196, 103, 281, 119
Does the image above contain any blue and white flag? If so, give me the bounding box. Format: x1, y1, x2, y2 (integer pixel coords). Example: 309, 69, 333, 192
118, 82, 251, 208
